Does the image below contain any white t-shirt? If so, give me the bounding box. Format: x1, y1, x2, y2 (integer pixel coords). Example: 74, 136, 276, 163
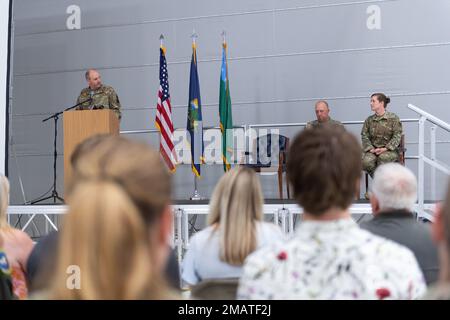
182, 222, 284, 285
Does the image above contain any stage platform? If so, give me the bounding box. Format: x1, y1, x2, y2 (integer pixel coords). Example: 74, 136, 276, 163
7, 200, 436, 262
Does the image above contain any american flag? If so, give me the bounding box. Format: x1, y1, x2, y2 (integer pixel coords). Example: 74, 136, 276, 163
155, 46, 176, 172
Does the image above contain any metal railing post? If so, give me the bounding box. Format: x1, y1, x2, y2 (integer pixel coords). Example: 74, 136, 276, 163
182, 209, 190, 249
430, 125, 437, 201
288, 208, 294, 236
273, 209, 279, 227
244, 124, 249, 164
175, 208, 184, 262
280, 208, 287, 234
418, 116, 426, 217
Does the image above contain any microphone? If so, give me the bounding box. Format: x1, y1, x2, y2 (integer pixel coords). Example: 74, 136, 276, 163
89, 90, 95, 110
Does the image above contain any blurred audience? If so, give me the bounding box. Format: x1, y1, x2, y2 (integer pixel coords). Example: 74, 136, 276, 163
0, 174, 34, 299
26, 231, 58, 292
43, 136, 175, 299
238, 125, 426, 299
182, 167, 283, 286
425, 181, 450, 299
0, 233, 14, 299
361, 163, 439, 285
28, 135, 180, 294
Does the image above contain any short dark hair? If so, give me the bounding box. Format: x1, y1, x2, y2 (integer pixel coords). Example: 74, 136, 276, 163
371, 93, 391, 108
287, 125, 362, 215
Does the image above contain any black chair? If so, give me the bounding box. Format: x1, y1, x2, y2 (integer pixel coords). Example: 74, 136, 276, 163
244, 133, 290, 199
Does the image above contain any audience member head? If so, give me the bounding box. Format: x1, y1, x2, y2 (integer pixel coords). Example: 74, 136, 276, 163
49, 136, 173, 299
207, 167, 263, 265
0, 175, 11, 230
370, 163, 417, 214
287, 125, 361, 217
314, 100, 330, 123
68, 134, 112, 194
432, 180, 450, 282
85, 68, 102, 90
370, 93, 390, 114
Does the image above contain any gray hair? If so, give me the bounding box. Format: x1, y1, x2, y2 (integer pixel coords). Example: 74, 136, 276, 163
315, 100, 329, 110
85, 68, 97, 80
371, 163, 417, 211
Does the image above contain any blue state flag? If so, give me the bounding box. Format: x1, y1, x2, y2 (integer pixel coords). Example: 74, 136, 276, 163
187, 42, 204, 177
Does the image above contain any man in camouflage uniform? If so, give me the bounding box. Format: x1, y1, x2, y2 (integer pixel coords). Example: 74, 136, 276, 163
305, 100, 344, 130
76, 69, 122, 120
361, 111, 402, 177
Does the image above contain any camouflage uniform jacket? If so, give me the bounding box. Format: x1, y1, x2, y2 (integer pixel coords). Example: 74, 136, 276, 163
361, 111, 402, 152
305, 118, 344, 130
76, 85, 122, 120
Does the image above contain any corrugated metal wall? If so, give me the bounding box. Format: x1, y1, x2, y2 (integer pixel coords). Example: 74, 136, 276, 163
8, 0, 450, 204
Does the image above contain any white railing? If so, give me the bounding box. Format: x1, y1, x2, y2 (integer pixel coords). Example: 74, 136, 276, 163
121, 119, 422, 165
408, 104, 450, 221
7, 202, 437, 265
8, 110, 448, 245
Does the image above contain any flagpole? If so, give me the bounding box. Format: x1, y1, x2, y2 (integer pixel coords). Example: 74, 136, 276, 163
220, 30, 233, 172
191, 175, 201, 200
190, 29, 202, 201
192, 29, 198, 46
221, 30, 226, 46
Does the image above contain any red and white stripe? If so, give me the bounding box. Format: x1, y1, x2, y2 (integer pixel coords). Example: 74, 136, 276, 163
156, 86, 177, 171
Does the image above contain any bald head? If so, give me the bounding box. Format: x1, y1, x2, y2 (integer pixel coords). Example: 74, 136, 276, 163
315, 100, 330, 123
85, 69, 102, 90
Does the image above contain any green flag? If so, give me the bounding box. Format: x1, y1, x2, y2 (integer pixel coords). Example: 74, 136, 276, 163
219, 42, 233, 171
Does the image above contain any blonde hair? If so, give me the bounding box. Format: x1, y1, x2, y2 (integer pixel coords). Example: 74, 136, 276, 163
48, 136, 172, 299
207, 167, 263, 265
0, 174, 12, 230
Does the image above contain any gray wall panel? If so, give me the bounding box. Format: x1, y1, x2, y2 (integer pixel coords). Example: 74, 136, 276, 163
14, 0, 275, 36
274, 0, 450, 53
12, 73, 85, 115
273, 47, 450, 99
8, 0, 450, 204
10, 115, 64, 155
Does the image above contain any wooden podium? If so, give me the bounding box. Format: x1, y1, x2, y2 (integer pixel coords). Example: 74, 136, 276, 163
63, 109, 119, 190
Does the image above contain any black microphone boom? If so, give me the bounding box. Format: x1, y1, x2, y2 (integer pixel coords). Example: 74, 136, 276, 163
42, 97, 92, 122
32, 97, 93, 205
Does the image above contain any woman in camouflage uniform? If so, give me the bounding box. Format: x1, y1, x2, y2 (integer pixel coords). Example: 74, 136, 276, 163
361, 93, 402, 178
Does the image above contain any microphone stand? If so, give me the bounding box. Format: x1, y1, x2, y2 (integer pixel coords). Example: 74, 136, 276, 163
31, 97, 92, 205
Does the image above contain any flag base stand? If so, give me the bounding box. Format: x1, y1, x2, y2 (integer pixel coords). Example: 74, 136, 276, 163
190, 176, 203, 200
190, 189, 203, 201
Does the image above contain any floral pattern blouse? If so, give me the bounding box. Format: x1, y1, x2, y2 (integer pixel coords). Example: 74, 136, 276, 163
238, 218, 426, 300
